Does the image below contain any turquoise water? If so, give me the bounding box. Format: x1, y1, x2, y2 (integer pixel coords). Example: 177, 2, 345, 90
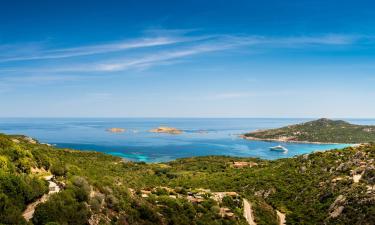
0, 118, 372, 162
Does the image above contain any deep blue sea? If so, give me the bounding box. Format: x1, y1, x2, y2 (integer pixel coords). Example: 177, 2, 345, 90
1, 118, 374, 162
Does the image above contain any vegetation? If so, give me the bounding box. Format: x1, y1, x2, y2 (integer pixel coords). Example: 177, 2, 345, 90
0, 132, 374, 224
243, 118, 375, 143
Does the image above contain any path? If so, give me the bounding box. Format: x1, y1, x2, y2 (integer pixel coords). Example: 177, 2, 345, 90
22, 176, 60, 221
243, 199, 257, 225
276, 210, 286, 225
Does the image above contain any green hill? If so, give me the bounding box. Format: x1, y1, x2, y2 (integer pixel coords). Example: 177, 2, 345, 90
243, 118, 375, 144
0, 133, 374, 225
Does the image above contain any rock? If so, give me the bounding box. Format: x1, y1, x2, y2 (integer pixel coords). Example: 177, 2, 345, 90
336, 163, 349, 172
24, 136, 37, 144
11, 139, 20, 143
353, 172, 364, 183
254, 188, 275, 199
363, 168, 375, 184
149, 126, 183, 134
329, 194, 346, 217
331, 177, 345, 183
330, 206, 344, 218
233, 161, 258, 168
366, 185, 375, 194
106, 128, 125, 133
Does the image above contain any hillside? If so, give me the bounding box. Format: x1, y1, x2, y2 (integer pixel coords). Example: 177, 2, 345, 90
0, 133, 374, 225
243, 118, 375, 144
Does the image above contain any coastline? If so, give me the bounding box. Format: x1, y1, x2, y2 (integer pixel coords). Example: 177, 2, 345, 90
240, 135, 360, 146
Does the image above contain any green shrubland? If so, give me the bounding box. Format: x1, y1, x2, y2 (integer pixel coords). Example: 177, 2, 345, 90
0, 133, 374, 224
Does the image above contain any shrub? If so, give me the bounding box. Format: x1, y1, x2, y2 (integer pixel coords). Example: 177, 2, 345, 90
50, 163, 67, 176
0, 156, 9, 171
32, 191, 90, 225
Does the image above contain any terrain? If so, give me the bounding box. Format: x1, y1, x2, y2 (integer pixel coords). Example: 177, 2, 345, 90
243, 118, 375, 144
0, 133, 374, 225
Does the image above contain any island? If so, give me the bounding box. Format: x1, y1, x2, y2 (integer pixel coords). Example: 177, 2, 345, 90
242, 118, 375, 144
106, 128, 125, 133
149, 126, 183, 134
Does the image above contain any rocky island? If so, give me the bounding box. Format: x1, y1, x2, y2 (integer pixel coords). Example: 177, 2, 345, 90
149, 126, 183, 134
242, 118, 375, 144
106, 128, 125, 133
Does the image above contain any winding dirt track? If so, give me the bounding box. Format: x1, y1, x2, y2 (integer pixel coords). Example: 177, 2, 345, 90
22, 176, 60, 221
276, 210, 286, 225
243, 199, 257, 225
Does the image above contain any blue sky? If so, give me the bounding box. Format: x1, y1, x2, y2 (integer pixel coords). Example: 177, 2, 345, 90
0, 0, 375, 118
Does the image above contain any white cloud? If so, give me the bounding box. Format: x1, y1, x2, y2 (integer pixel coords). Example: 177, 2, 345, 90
276, 34, 360, 45
6, 42, 232, 73
224, 34, 362, 47
0, 32, 367, 74
0, 35, 211, 63
94, 44, 231, 72
0, 33, 363, 63
1, 75, 79, 83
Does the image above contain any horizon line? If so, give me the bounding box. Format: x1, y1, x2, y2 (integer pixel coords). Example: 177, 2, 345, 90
0, 117, 374, 119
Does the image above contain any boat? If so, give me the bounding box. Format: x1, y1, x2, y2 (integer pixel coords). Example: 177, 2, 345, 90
270, 145, 288, 153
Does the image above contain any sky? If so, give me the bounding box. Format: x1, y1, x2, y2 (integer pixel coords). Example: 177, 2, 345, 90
0, 0, 375, 118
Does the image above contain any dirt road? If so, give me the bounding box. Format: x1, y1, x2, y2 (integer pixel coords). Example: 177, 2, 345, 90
243, 199, 257, 225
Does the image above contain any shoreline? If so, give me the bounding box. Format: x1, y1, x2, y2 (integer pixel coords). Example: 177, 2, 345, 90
240, 135, 360, 146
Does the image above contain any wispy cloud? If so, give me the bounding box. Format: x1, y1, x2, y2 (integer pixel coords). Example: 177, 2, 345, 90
273, 34, 361, 45
0, 35, 212, 63
1, 41, 234, 73
86, 43, 232, 72
223, 34, 363, 47
0, 32, 368, 75
0, 74, 80, 83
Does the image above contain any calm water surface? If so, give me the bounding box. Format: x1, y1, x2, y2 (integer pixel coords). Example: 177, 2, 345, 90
1, 118, 373, 162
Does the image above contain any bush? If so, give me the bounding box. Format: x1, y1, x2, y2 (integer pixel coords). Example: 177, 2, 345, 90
0, 156, 9, 171
154, 188, 169, 196
45, 222, 61, 225
138, 204, 160, 223
0, 135, 14, 150
0, 192, 28, 225
50, 163, 67, 176
32, 150, 51, 170
32, 191, 90, 225
16, 158, 32, 173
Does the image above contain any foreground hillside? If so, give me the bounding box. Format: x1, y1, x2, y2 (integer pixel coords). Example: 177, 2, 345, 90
243, 118, 375, 144
0, 133, 374, 225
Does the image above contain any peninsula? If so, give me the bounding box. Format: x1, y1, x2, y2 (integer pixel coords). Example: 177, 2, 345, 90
242, 118, 375, 144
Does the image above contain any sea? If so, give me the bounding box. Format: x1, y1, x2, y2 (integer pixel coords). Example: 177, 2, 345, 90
1, 118, 374, 163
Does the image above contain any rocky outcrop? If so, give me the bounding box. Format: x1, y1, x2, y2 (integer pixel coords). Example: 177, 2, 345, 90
106, 128, 125, 133
149, 126, 183, 134
329, 195, 346, 218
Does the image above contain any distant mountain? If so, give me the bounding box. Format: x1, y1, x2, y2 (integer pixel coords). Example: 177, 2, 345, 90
243, 118, 375, 144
